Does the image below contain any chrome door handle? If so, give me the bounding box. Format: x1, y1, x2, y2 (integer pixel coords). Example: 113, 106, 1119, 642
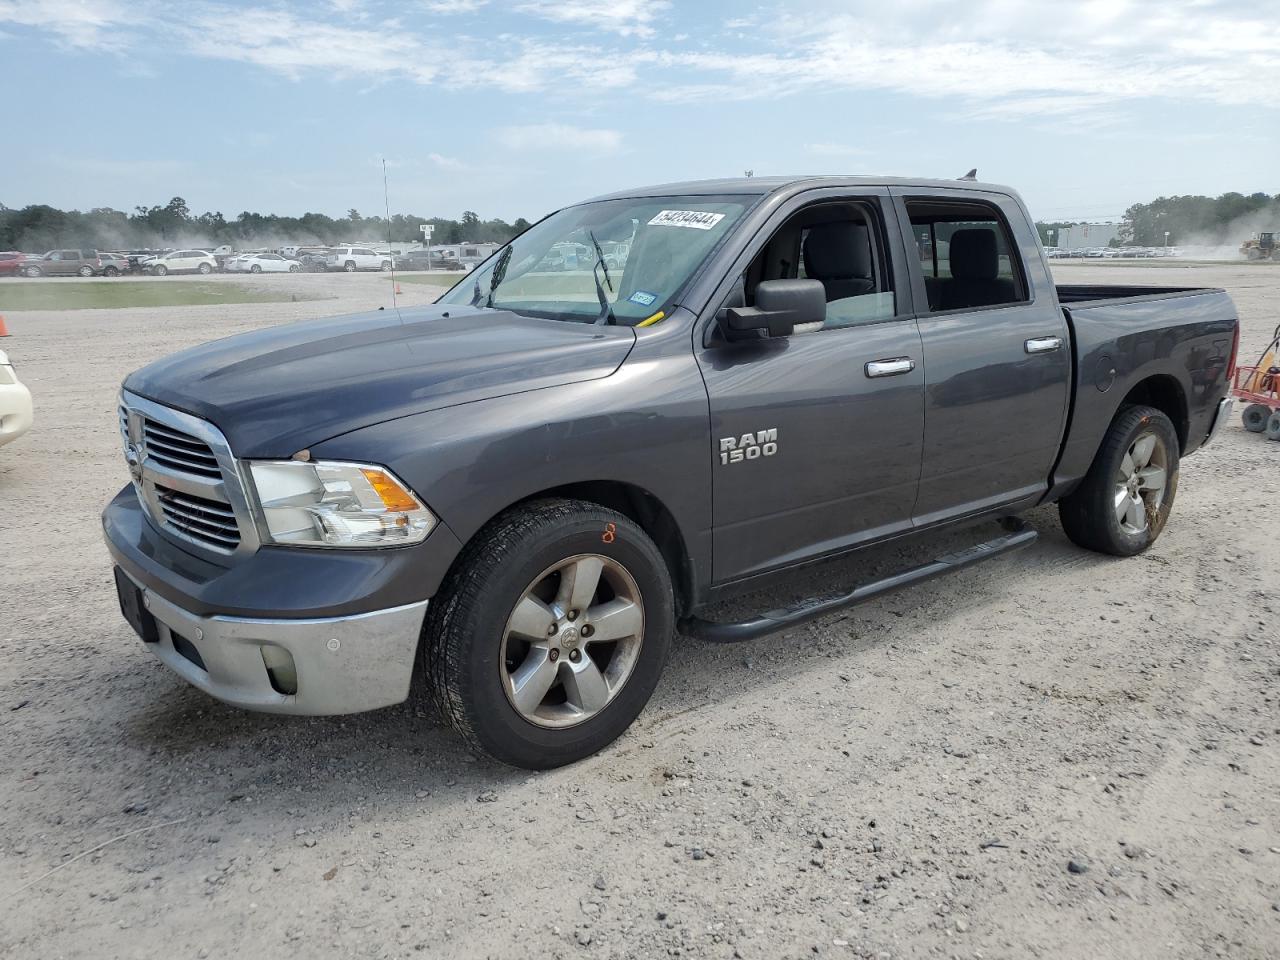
1025, 336, 1063, 354
865, 357, 916, 378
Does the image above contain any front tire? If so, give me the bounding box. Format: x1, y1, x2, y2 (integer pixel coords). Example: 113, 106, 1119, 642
104, 266, 119, 277
153, 265, 168, 277
422, 498, 674, 769
1059, 405, 1180, 556
77, 265, 94, 277
381, 260, 392, 271
1266, 412, 1280, 441
24, 266, 42, 277
344, 260, 356, 272
250, 264, 261, 274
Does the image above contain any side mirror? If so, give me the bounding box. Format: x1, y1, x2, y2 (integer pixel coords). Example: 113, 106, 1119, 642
722, 279, 826, 340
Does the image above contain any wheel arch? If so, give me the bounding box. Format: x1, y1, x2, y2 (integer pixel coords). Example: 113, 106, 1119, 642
1118, 374, 1189, 451
446, 480, 696, 618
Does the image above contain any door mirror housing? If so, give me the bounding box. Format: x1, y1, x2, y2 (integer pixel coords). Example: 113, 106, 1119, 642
722, 279, 826, 341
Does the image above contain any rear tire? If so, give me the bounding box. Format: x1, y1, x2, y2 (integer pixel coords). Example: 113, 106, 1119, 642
344, 261, 356, 272
381, 260, 392, 271
1243, 403, 1272, 432
1059, 405, 1180, 557
104, 266, 119, 277
289, 263, 299, 272
1266, 412, 1280, 441
198, 262, 213, 275
421, 498, 674, 769
24, 266, 42, 277
153, 265, 168, 277
250, 264, 262, 274
77, 265, 94, 277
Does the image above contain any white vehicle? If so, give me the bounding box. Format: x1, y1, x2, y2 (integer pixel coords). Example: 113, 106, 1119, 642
0, 349, 34, 449
143, 250, 218, 276
326, 246, 392, 272
237, 253, 301, 274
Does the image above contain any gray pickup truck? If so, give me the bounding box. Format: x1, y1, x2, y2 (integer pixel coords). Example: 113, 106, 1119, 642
104, 176, 1239, 768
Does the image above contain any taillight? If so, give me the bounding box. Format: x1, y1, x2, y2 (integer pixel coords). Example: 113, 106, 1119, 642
1226, 323, 1240, 382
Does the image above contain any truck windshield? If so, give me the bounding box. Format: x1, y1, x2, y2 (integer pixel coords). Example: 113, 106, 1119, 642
437, 196, 751, 325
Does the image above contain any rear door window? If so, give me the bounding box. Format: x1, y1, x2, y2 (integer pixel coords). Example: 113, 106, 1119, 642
906, 199, 1027, 312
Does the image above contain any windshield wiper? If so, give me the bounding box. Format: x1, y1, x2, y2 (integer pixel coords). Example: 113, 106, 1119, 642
588, 231, 616, 326
470, 243, 513, 308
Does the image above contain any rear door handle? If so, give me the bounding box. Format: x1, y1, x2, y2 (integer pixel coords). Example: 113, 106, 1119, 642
865, 357, 916, 378
1025, 336, 1064, 354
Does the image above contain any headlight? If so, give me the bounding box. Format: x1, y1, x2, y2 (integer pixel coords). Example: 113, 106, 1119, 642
248, 460, 436, 548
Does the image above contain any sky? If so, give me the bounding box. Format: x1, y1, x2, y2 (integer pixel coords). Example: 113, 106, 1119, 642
3, 0, 1278, 225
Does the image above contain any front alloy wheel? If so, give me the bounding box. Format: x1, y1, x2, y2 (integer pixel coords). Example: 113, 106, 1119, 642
422, 498, 674, 769
501, 555, 644, 728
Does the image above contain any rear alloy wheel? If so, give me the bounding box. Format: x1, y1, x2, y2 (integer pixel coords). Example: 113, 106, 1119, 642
104, 266, 119, 277
153, 265, 168, 277
198, 262, 213, 275
77, 265, 94, 277
1059, 405, 1180, 556
344, 261, 357, 272
1242, 403, 1272, 433
423, 498, 674, 768
381, 260, 392, 271
250, 264, 262, 274
289, 263, 300, 273
24, 266, 42, 277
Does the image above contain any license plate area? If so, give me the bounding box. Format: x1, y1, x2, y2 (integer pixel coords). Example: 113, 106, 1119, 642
114, 568, 159, 643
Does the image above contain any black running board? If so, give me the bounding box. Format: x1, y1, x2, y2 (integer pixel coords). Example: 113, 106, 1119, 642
679, 519, 1038, 643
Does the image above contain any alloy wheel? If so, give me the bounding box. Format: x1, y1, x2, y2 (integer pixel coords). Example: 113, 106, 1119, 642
1114, 431, 1168, 535
501, 554, 644, 729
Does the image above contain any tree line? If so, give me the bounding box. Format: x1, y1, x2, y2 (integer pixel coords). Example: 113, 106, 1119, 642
1035, 191, 1280, 248
0, 197, 533, 253
4, 189, 1278, 255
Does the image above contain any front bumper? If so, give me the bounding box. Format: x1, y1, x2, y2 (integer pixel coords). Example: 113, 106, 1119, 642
116, 567, 427, 714
1203, 396, 1234, 448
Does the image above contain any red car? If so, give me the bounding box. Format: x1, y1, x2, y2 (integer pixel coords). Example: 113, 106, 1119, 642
0, 252, 28, 277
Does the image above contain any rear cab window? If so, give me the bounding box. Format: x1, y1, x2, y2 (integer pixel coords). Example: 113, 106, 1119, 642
905, 199, 1028, 313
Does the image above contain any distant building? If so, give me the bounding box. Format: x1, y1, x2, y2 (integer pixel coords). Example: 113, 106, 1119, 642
430, 242, 500, 267
1054, 223, 1121, 250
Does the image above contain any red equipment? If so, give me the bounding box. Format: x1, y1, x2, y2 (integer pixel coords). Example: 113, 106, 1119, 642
1233, 323, 1280, 437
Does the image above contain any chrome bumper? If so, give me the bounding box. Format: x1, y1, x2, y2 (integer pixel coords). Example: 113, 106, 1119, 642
1203, 396, 1234, 448
119, 569, 427, 715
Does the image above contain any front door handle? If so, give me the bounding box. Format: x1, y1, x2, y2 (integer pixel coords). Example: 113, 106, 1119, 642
865, 357, 916, 378
1025, 336, 1064, 354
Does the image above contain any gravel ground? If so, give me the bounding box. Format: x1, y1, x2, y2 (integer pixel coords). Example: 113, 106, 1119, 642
0, 263, 1277, 959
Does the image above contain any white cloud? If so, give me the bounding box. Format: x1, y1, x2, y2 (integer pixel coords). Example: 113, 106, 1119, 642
494, 123, 623, 155
514, 0, 669, 37
428, 152, 466, 169
419, 0, 488, 12
0, 0, 133, 50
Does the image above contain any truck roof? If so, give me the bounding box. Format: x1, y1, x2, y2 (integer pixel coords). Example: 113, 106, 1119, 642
586, 175, 1018, 203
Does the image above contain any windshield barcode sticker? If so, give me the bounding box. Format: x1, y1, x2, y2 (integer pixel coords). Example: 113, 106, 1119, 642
648, 210, 726, 231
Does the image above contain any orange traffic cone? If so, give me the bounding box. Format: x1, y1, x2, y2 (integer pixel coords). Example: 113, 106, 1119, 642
394, 283, 403, 296
0, 315, 9, 337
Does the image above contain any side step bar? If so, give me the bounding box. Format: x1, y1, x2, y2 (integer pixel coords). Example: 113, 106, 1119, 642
679, 519, 1038, 644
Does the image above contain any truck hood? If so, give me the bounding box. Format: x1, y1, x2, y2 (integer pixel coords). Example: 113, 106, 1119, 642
124, 304, 637, 457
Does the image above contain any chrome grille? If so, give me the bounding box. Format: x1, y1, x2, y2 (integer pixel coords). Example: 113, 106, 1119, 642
119, 390, 259, 561
142, 419, 222, 479
156, 486, 241, 550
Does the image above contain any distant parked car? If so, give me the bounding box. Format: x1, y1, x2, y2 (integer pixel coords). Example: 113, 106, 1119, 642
0, 349, 33, 449
296, 249, 332, 272
393, 249, 463, 271
238, 253, 300, 274
0, 252, 29, 277
327, 246, 392, 272
142, 250, 217, 276
98, 252, 129, 277
20, 249, 102, 277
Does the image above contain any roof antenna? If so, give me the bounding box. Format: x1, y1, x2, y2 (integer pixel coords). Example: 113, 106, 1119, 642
382, 156, 403, 324
959, 168, 978, 181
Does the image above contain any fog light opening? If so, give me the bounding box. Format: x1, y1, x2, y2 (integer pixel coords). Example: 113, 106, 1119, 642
260, 645, 298, 696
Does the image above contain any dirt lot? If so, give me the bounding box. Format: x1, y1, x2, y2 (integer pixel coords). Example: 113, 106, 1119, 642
1, 264, 1277, 959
